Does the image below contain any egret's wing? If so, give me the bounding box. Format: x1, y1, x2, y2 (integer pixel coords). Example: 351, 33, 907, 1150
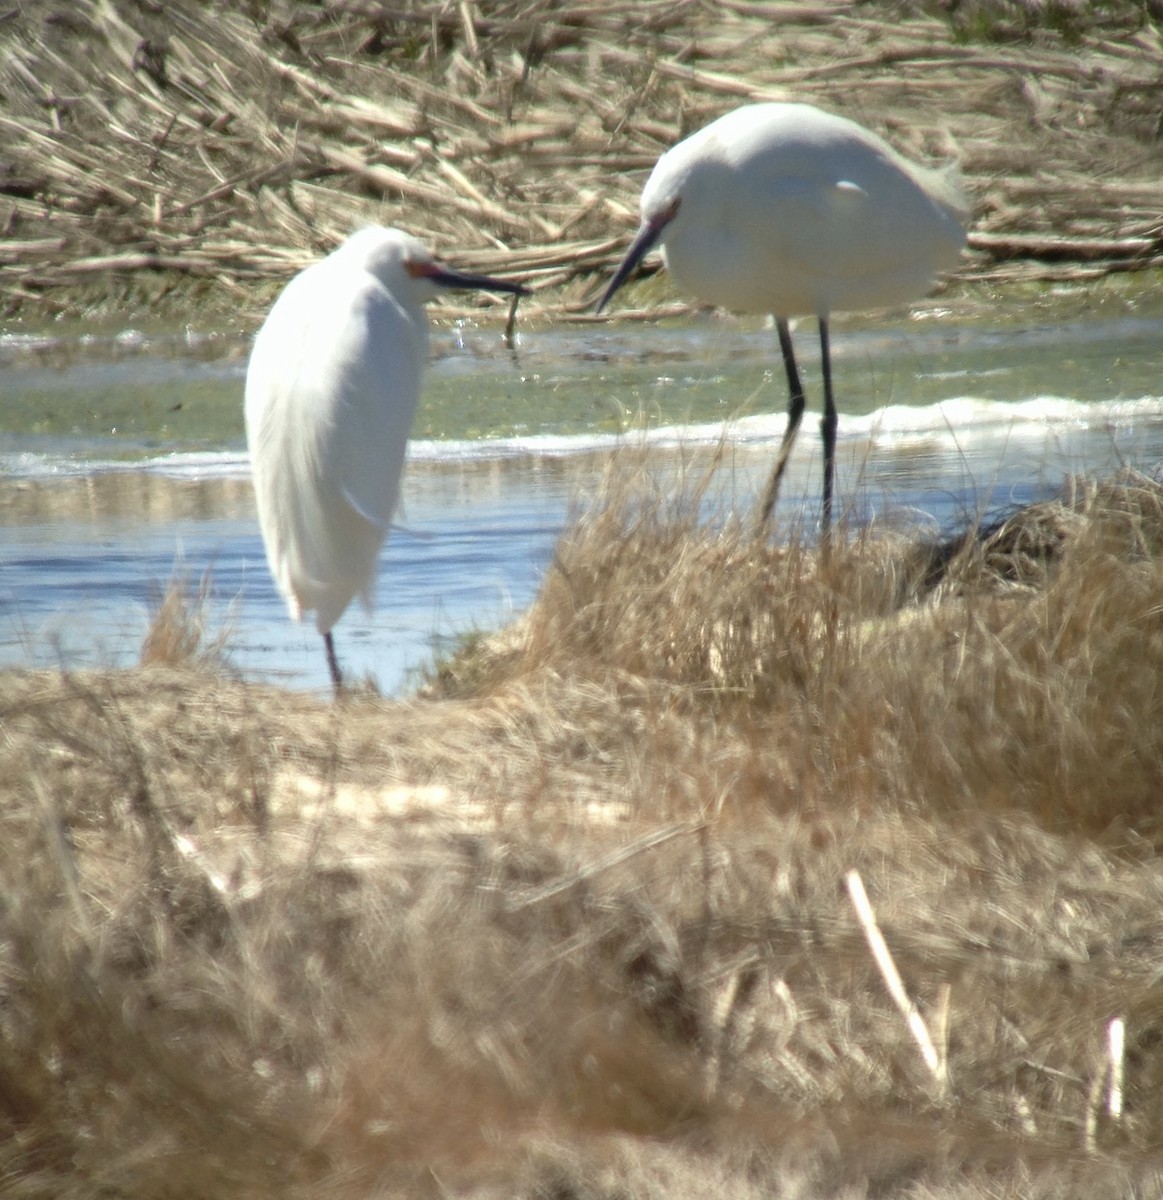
737, 151, 966, 312
245, 264, 426, 629
326, 284, 426, 534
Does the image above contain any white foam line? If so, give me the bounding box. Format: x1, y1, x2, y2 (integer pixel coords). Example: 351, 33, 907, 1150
4, 395, 1160, 481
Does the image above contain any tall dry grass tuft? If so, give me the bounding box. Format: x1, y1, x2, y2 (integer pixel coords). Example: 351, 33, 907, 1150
514, 449, 910, 707
472, 462, 1163, 842
139, 567, 233, 671
851, 470, 1163, 842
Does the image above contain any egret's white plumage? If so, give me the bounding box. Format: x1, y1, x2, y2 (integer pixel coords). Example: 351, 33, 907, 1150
245, 226, 527, 691
599, 102, 970, 529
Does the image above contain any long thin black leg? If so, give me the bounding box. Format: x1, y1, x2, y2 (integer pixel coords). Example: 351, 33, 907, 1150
819, 316, 837, 535
323, 630, 343, 696
755, 317, 807, 532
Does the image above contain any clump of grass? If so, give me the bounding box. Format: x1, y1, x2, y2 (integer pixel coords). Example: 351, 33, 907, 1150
447, 460, 1163, 842
493, 449, 909, 708
909, 469, 1163, 597
139, 567, 234, 671
417, 623, 531, 701
855, 470, 1163, 841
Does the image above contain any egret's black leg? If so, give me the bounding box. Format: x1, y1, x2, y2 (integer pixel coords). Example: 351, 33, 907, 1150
756, 317, 807, 531
323, 631, 343, 695
819, 317, 837, 535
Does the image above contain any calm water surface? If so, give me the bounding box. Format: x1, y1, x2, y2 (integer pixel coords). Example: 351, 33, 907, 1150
2, 298, 1161, 695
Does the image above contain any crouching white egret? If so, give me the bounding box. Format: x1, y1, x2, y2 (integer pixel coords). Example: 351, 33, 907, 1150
598, 102, 970, 531
245, 226, 529, 693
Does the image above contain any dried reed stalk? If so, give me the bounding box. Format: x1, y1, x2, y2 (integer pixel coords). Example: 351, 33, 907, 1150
0, 1, 1159, 317
846, 869, 947, 1093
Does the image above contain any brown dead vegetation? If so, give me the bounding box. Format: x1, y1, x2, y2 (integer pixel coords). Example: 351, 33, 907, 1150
4, 469, 1163, 1196
4, 2, 1163, 1193
1, 1, 1162, 320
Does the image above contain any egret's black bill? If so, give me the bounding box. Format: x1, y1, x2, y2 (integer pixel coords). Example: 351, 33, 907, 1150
428, 265, 531, 296
596, 220, 665, 314
597, 198, 682, 313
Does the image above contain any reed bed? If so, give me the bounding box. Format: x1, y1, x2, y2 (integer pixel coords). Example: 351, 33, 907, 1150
3, 469, 1163, 1196
1, 0, 1161, 319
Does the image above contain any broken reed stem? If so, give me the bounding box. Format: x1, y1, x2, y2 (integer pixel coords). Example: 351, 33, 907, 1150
1084, 1065, 1103, 1154
845, 868, 947, 1093
1108, 1016, 1125, 1120
503, 292, 520, 349
1086, 1014, 1128, 1153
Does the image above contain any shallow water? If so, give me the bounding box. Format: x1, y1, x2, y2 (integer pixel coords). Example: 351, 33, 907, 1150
2, 301, 1161, 695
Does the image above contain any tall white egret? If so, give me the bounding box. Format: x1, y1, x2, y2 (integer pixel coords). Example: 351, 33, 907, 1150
598, 102, 970, 531
245, 226, 529, 693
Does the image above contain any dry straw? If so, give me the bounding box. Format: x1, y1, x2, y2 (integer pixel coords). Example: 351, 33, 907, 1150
4, 467, 1163, 1195
1, 1, 1161, 317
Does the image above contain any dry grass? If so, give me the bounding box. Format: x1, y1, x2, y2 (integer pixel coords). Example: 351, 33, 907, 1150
1, 1, 1161, 319
4, 468, 1163, 1196
5, 6, 1162, 1192
139, 567, 235, 671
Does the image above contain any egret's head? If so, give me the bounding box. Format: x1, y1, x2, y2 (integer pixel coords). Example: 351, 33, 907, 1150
404, 251, 530, 304
340, 226, 529, 305
598, 114, 756, 316
342, 227, 426, 293
596, 195, 681, 314
596, 128, 705, 316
